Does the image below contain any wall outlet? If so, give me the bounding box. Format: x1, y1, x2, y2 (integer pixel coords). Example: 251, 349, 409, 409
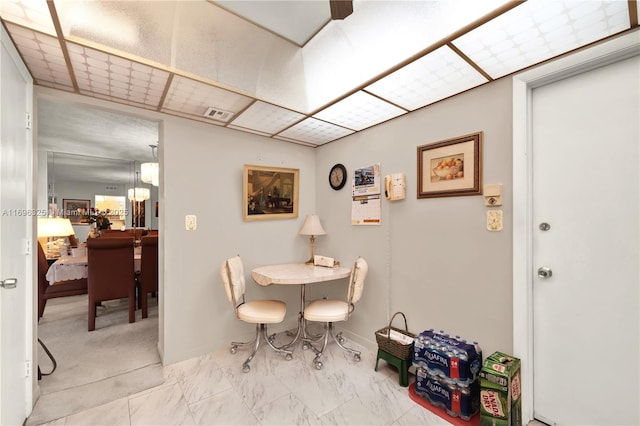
185, 215, 197, 231
487, 210, 503, 231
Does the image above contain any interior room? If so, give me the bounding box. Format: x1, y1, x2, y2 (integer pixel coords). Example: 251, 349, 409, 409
0, 1, 638, 425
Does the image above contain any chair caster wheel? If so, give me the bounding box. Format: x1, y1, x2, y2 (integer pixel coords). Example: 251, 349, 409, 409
268, 333, 276, 342
314, 361, 323, 370
242, 364, 250, 373
230, 346, 237, 354
302, 343, 310, 350
285, 353, 293, 361
354, 354, 361, 362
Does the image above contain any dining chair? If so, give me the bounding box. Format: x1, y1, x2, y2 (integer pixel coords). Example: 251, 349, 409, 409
303, 257, 369, 369
136, 234, 158, 318
221, 255, 293, 372
87, 237, 136, 331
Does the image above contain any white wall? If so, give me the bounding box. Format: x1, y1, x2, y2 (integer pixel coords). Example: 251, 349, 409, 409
36, 76, 514, 366
315, 77, 514, 355
160, 116, 317, 362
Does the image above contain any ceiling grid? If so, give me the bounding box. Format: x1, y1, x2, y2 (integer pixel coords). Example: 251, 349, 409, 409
0, 0, 637, 147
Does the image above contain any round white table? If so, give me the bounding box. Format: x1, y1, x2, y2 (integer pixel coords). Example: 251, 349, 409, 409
251, 263, 351, 348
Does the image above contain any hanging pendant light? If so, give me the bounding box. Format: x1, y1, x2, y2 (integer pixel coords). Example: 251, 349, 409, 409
141, 144, 159, 186
127, 187, 150, 202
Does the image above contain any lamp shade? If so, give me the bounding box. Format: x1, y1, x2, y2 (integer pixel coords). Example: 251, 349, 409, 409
141, 162, 159, 187
127, 187, 150, 202
37, 217, 75, 238
299, 214, 327, 236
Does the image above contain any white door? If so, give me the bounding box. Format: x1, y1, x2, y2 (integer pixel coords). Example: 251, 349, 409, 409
0, 25, 34, 425
531, 56, 639, 425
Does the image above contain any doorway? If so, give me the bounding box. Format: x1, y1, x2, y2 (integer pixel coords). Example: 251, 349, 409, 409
513, 32, 639, 424
34, 97, 163, 422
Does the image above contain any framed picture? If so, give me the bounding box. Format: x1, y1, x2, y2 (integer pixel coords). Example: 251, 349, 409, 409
62, 199, 90, 224
417, 132, 483, 198
243, 164, 299, 221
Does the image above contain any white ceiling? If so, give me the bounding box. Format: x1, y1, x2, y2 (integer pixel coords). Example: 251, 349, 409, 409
1, 0, 638, 166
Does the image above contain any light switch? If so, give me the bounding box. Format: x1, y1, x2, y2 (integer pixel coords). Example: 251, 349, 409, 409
185, 215, 197, 231
487, 210, 503, 231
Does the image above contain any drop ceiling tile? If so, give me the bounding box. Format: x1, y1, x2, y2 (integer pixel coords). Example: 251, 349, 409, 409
366, 45, 489, 111
278, 117, 354, 145
0, 0, 56, 36
229, 101, 305, 135
451, 0, 630, 79
68, 42, 169, 109
4, 23, 74, 91
162, 75, 253, 122
313, 91, 406, 131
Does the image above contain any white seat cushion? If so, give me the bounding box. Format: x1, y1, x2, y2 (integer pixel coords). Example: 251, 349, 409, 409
304, 299, 349, 323
237, 299, 286, 324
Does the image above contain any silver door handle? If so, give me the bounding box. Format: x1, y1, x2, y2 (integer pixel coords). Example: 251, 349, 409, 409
0, 278, 17, 289
537, 267, 552, 279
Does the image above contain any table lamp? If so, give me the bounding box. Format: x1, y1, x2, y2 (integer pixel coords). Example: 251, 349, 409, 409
299, 214, 326, 265
37, 217, 75, 258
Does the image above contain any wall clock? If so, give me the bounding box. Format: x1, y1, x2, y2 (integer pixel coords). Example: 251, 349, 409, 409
329, 163, 347, 190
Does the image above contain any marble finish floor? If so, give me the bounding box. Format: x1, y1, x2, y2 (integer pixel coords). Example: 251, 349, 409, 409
34, 328, 453, 426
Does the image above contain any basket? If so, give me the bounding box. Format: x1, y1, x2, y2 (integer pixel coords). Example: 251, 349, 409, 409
375, 311, 415, 360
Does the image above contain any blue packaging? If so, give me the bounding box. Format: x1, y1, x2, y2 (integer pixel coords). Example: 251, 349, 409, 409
415, 367, 480, 420
412, 329, 482, 385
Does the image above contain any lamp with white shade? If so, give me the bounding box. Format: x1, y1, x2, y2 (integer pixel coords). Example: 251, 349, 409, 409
37, 217, 75, 258
299, 214, 326, 265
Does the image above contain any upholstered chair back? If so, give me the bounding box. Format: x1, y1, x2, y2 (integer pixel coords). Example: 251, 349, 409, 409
221, 255, 246, 308
347, 257, 368, 306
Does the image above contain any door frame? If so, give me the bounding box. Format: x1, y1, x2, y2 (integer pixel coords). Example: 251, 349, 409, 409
512, 29, 640, 424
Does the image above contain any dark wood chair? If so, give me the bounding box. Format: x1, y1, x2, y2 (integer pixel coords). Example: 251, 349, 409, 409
87, 237, 136, 331
137, 234, 158, 318
37, 242, 87, 319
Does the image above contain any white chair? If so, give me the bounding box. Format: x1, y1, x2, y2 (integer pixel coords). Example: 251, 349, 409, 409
303, 257, 368, 369
221, 255, 293, 372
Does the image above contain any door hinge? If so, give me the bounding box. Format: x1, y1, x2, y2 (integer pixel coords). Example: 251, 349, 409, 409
25, 239, 31, 255
25, 360, 31, 377
26, 113, 32, 130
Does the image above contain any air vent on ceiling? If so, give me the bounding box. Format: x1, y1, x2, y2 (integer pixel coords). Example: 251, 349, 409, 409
203, 107, 234, 122
105, 185, 118, 191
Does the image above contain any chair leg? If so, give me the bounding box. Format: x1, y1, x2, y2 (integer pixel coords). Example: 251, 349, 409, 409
260, 324, 293, 359
331, 328, 361, 361
88, 298, 96, 331
129, 295, 135, 323
230, 324, 293, 373
141, 291, 148, 318
304, 323, 361, 369
304, 323, 331, 370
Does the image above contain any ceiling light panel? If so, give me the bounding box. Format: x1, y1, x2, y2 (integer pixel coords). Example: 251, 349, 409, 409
0, 0, 56, 36
313, 91, 406, 131
366, 45, 489, 111
228, 101, 305, 135
162, 75, 253, 122
67, 42, 169, 110
213, 1, 330, 46
55, 0, 176, 66
4, 23, 74, 92
278, 117, 354, 146
452, 0, 631, 80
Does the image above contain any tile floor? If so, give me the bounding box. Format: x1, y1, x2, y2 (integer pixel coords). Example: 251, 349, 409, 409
36, 329, 453, 426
